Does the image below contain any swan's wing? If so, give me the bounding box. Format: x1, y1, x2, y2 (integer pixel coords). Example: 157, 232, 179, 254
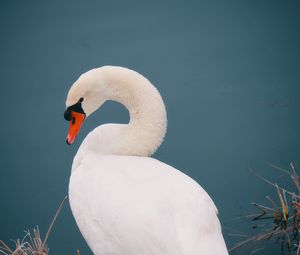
69, 155, 228, 255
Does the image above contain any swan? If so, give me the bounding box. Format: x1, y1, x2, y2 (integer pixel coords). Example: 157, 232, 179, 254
64, 66, 228, 255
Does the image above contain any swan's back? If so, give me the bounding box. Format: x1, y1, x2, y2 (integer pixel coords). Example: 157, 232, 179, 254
69, 155, 228, 255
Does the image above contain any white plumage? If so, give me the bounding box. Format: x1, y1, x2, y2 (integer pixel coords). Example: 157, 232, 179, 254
66, 66, 228, 255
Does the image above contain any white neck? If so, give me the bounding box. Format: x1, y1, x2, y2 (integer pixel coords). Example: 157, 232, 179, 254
74, 66, 167, 160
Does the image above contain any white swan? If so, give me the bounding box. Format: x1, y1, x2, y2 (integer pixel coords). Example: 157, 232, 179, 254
64, 66, 228, 255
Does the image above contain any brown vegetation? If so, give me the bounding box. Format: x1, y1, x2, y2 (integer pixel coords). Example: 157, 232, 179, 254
230, 162, 300, 255
0, 196, 69, 255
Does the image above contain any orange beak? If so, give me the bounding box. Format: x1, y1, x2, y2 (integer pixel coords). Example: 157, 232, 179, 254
66, 111, 86, 145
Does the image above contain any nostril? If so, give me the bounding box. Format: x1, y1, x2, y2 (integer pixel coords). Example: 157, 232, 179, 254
72, 117, 76, 125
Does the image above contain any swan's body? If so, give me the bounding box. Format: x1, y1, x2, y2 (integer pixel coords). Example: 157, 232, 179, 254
66, 66, 228, 255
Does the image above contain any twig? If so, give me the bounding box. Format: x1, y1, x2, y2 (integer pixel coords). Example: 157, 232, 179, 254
264, 162, 290, 175
249, 168, 300, 199
43, 195, 68, 247
0, 240, 13, 254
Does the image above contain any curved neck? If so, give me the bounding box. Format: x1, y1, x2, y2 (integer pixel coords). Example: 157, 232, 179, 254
78, 66, 167, 158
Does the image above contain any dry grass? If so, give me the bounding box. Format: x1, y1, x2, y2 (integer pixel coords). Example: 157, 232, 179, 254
0, 196, 70, 255
230, 162, 300, 255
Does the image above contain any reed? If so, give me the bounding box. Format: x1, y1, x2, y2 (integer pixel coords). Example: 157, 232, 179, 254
0, 196, 70, 255
230, 162, 300, 254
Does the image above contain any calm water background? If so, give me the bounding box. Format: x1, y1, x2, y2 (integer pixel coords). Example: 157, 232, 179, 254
0, 1, 299, 254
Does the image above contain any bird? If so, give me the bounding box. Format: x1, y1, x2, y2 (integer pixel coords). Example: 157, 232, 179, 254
64, 66, 228, 255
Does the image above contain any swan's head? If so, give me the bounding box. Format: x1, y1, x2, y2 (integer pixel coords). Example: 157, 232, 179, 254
64, 70, 107, 145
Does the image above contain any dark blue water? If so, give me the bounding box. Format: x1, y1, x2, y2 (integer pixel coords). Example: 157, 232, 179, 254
0, 1, 299, 254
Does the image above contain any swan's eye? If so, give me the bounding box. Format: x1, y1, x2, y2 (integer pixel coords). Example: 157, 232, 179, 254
64, 108, 71, 121
64, 98, 85, 121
